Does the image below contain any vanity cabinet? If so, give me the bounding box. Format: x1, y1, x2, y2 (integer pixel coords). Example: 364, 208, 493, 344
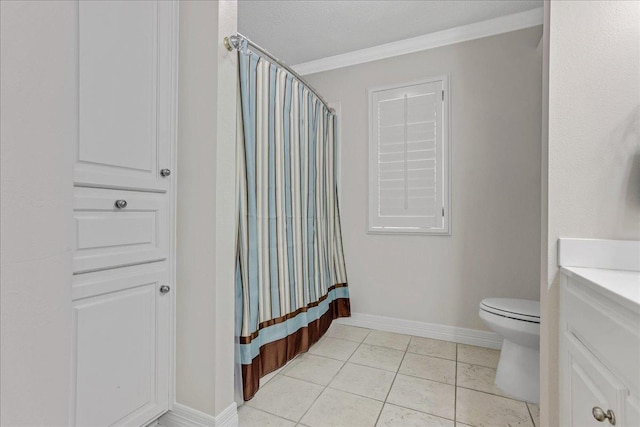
560, 269, 640, 427
70, 2, 177, 426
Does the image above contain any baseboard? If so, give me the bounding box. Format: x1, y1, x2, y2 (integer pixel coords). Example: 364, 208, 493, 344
213, 403, 238, 427
335, 312, 502, 349
159, 402, 238, 427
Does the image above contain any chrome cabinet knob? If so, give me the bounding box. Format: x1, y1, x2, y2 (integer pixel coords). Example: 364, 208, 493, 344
114, 200, 128, 209
159, 285, 171, 295
160, 168, 171, 177
593, 407, 616, 425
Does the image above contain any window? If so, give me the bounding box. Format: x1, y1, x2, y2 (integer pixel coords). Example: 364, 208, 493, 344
368, 76, 450, 235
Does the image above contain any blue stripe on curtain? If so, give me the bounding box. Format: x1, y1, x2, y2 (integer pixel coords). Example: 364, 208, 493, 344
236, 42, 350, 401
267, 63, 279, 319
238, 286, 350, 364
283, 75, 296, 311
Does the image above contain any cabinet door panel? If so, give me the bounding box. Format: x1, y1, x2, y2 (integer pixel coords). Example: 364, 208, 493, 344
76, 1, 174, 192
563, 333, 627, 427
626, 396, 640, 427
71, 264, 170, 427
73, 187, 168, 273
565, 278, 640, 396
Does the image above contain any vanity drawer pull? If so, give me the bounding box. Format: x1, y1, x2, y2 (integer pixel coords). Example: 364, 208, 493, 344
592, 407, 615, 425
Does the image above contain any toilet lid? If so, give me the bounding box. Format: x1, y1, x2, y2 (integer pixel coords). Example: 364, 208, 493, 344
480, 298, 540, 323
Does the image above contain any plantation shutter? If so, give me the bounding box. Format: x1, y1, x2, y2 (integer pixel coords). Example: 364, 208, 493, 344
368, 78, 449, 234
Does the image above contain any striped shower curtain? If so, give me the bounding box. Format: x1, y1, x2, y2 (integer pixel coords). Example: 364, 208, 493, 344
235, 39, 351, 401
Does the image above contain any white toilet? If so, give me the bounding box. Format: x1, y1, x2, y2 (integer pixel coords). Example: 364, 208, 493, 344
479, 298, 540, 404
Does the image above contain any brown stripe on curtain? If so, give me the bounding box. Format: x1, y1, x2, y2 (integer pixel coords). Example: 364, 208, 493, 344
242, 296, 350, 401
239, 283, 349, 343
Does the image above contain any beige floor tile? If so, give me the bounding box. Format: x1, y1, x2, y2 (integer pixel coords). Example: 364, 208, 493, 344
308, 337, 360, 361
326, 324, 371, 343
260, 364, 288, 388
386, 374, 455, 420
407, 337, 456, 360
457, 344, 501, 369
246, 376, 324, 422
456, 388, 533, 427
363, 330, 411, 351
349, 344, 405, 372
457, 362, 509, 397
376, 403, 455, 427
300, 388, 383, 427
238, 405, 296, 427
399, 352, 455, 385
528, 403, 540, 427
328, 362, 396, 401
282, 353, 344, 386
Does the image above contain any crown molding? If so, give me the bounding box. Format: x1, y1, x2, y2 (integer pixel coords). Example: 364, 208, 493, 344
292, 7, 543, 76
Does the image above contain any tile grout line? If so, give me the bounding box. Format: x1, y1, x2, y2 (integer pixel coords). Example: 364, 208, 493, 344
313, 357, 516, 403
373, 342, 409, 427
319, 356, 460, 422
244, 395, 304, 424
256, 329, 529, 427
332, 332, 442, 354
375, 400, 457, 424
306, 336, 522, 412
310, 356, 503, 393
454, 343, 458, 426
295, 328, 372, 425
326, 333, 499, 364
249, 327, 363, 424
351, 328, 391, 426
526, 401, 536, 427
456, 385, 530, 403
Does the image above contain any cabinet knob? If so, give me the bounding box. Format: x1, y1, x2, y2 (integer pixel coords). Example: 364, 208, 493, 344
160, 168, 171, 177
159, 285, 171, 295
114, 200, 127, 209
592, 407, 616, 425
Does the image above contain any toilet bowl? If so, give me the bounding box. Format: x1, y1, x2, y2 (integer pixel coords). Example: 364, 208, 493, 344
479, 298, 540, 404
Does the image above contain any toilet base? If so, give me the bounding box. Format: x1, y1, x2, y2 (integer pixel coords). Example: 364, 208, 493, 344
495, 339, 540, 404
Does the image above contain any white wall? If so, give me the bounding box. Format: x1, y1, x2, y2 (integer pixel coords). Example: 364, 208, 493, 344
175, 0, 238, 417
176, 0, 218, 414
548, 1, 640, 264
306, 27, 542, 332
0, 1, 76, 425
542, 1, 640, 425
539, 1, 552, 425
213, 0, 239, 412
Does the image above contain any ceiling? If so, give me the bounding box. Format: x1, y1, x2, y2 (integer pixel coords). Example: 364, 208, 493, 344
238, 0, 542, 66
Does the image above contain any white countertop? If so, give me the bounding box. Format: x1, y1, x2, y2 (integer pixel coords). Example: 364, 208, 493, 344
561, 266, 640, 311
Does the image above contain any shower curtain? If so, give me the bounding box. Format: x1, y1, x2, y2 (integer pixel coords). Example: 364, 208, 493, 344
235, 39, 351, 401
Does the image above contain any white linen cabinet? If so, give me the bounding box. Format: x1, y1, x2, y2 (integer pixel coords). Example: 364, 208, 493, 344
71, 2, 178, 426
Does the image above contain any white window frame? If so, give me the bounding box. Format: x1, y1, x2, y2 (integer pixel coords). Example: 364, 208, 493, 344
367, 75, 451, 235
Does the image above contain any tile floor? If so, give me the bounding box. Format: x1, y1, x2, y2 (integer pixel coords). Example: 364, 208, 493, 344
238, 325, 540, 427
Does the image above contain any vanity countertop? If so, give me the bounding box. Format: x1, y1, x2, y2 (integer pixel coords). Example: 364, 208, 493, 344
561, 266, 640, 312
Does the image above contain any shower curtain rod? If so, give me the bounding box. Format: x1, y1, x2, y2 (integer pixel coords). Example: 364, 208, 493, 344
224, 33, 335, 115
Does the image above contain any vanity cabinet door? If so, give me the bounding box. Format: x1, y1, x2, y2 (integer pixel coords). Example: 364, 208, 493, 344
626, 396, 640, 427
561, 333, 627, 427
